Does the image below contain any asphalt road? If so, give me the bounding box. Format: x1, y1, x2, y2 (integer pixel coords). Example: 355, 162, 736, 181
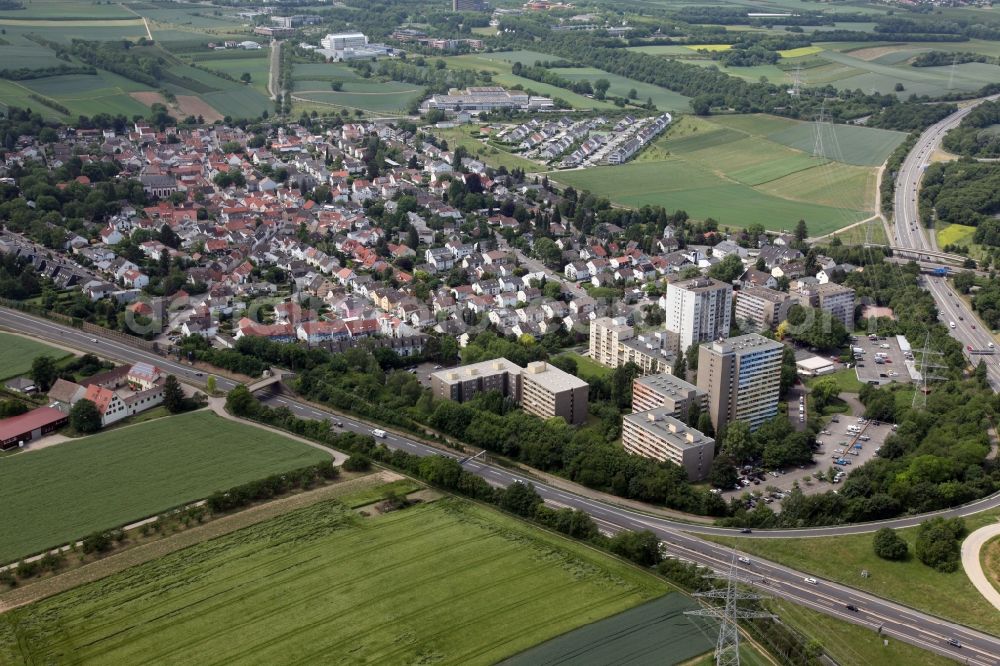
892, 95, 1000, 390
3, 306, 1000, 663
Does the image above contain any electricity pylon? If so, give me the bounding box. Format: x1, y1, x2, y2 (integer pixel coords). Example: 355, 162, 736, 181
686, 554, 774, 666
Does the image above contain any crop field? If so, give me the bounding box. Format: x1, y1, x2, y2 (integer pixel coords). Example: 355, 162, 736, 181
0, 333, 70, 381
0, 498, 667, 665
552, 67, 691, 112
778, 46, 824, 58
0, 0, 134, 19
552, 113, 883, 233
0, 411, 329, 563
765, 121, 906, 166
504, 594, 715, 666
190, 51, 271, 96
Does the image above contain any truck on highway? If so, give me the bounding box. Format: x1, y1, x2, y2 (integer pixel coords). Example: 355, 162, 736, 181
932, 267, 950, 277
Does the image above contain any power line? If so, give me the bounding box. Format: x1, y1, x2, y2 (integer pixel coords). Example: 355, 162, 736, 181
912, 331, 947, 410
686, 553, 774, 666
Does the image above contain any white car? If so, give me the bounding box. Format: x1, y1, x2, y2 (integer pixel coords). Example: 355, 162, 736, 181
804, 577, 818, 585
738, 556, 751, 565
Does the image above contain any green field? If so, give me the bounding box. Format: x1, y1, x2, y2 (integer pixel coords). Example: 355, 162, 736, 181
768, 599, 954, 666
430, 126, 540, 172
937, 222, 977, 248
549, 113, 893, 233
708, 510, 1000, 636
504, 594, 715, 665
807, 367, 864, 394
555, 352, 613, 382
0, 497, 667, 664
0, 411, 328, 563
188, 50, 270, 97
538, 66, 690, 112
0, 332, 71, 380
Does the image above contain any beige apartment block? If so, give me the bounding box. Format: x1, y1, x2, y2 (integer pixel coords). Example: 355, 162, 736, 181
632, 373, 707, 417
622, 409, 714, 480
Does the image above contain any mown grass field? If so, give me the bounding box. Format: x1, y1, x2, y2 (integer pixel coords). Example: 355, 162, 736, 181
937, 222, 977, 248
807, 367, 865, 394
707, 510, 1000, 636
551, 113, 887, 233
0, 498, 667, 665
0, 332, 71, 381
555, 352, 613, 382
0, 411, 328, 563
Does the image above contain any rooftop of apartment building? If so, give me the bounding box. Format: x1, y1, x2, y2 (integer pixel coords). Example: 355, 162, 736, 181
708, 333, 784, 355
634, 372, 703, 396
592, 316, 633, 334
623, 408, 713, 449
522, 360, 589, 392
737, 285, 789, 303
432, 357, 521, 384
669, 276, 730, 293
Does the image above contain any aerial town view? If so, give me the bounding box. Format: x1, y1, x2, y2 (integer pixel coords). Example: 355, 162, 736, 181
2, 0, 1000, 664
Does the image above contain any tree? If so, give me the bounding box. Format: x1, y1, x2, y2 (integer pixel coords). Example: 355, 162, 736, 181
608, 530, 662, 566
709, 454, 738, 489
672, 352, 687, 379
31, 355, 57, 392
722, 420, 756, 463
872, 527, 909, 561
915, 517, 965, 572
708, 254, 745, 283
593, 78, 611, 100
686, 344, 699, 371
500, 481, 543, 517
810, 377, 839, 412
794, 219, 808, 244
240, 72, 252, 83
206, 375, 217, 394
70, 398, 102, 433
162, 374, 185, 413
628, 88, 638, 99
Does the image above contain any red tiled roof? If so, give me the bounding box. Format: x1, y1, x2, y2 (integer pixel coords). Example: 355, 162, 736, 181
0, 406, 67, 442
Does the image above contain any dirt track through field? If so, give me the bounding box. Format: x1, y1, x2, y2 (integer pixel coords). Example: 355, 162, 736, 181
0, 471, 400, 613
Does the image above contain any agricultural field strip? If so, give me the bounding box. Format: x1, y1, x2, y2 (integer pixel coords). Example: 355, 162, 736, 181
0, 500, 663, 665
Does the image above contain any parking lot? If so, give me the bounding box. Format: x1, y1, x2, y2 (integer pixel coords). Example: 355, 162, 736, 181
718, 413, 894, 509
852, 334, 914, 386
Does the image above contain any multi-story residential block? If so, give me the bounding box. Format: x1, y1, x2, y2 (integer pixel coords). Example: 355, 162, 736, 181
734, 285, 792, 332
664, 277, 733, 352
430, 358, 588, 425
803, 282, 855, 329
589, 316, 633, 368
519, 360, 589, 425
430, 357, 522, 404
697, 333, 783, 433
622, 409, 714, 480
632, 373, 706, 418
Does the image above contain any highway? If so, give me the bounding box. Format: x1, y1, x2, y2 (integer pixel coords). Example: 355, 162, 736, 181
891, 95, 1000, 390
3, 306, 1000, 663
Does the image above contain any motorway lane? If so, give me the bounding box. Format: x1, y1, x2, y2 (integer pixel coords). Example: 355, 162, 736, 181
892, 96, 1000, 390
5, 307, 1000, 661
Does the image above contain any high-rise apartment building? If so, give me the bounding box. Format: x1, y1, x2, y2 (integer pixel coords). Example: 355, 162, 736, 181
697, 333, 783, 432
734, 285, 792, 332
622, 409, 714, 480
589, 317, 633, 368
663, 277, 733, 352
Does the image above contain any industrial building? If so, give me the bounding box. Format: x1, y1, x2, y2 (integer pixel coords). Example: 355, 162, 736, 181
622, 409, 715, 480
420, 87, 554, 114
697, 333, 783, 432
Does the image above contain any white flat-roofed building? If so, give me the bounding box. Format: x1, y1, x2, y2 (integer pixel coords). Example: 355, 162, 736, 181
321, 32, 368, 50
622, 409, 714, 480
421, 86, 554, 114
632, 373, 706, 417
430, 357, 522, 404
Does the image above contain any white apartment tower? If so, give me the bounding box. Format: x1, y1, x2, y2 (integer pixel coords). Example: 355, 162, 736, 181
664, 277, 733, 352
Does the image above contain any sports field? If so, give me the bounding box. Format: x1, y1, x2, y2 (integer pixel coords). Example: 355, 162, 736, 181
0, 498, 667, 664
0, 411, 329, 563
551, 114, 891, 234
0, 333, 70, 380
